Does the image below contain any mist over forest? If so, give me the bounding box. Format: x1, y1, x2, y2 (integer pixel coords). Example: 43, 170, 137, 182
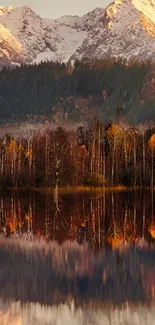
0, 59, 155, 188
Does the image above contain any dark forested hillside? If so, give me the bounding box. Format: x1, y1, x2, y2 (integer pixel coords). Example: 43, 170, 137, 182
0, 59, 154, 124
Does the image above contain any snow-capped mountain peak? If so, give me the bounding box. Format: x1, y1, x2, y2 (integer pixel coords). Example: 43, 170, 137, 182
0, 0, 155, 65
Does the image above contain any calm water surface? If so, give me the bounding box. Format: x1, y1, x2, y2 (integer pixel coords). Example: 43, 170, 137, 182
0, 190, 155, 324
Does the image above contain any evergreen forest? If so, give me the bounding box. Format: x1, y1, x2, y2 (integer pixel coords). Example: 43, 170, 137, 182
0, 59, 154, 124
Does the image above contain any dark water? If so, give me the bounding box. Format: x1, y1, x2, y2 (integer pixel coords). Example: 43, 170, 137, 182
1, 190, 155, 324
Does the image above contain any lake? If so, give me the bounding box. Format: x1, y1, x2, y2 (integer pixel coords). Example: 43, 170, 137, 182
0, 189, 155, 324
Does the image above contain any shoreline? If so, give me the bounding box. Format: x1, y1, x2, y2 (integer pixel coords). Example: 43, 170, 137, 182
1, 186, 155, 196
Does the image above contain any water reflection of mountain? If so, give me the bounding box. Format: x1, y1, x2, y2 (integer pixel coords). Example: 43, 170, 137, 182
0, 240, 155, 307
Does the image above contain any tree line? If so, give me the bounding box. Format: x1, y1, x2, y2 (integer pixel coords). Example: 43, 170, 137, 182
1, 120, 155, 188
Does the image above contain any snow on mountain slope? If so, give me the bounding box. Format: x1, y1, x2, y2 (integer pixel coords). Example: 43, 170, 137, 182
0, 6, 63, 63
0, 5, 88, 64
132, 0, 155, 23
75, 0, 155, 61
40, 17, 88, 63
0, 0, 155, 64
38, 8, 105, 63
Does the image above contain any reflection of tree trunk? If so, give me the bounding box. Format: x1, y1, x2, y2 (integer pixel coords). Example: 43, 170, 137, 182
142, 193, 145, 239
90, 193, 93, 218
97, 197, 101, 248
28, 195, 33, 232
0, 197, 4, 227
1, 150, 4, 183
55, 159, 60, 196
112, 192, 115, 236
92, 140, 95, 174
133, 195, 136, 236
152, 189, 154, 222
133, 137, 136, 188
151, 148, 154, 188
54, 159, 60, 217
82, 159, 84, 186
124, 204, 127, 240
90, 149, 93, 176
103, 138, 106, 187
54, 187, 59, 216
103, 192, 105, 227
45, 196, 49, 237
142, 133, 145, 187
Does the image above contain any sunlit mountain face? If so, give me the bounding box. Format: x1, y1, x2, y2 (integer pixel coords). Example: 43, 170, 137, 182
0, 190, 155, 324
0, 0, 155, 65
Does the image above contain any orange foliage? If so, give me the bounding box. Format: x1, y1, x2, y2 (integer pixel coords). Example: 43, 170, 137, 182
149, 134, 155, 150
106, 235, 124, 249
148, 224, 155, 239
25, 214, 32, 222
6, 217, 24, 233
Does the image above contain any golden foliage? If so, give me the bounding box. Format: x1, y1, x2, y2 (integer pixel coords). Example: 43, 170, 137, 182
6, 140, 25, 155
106, 124, 123, 147
107, 124, 122, 136
6, 139, 18, 154
25, 150, 32, 158
106, 235, 124, 249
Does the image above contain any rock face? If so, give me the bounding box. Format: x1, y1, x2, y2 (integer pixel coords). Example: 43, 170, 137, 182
0, 1, 155, 65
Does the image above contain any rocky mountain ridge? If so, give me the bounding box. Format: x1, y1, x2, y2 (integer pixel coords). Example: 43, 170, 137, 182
0, 0, 155, 65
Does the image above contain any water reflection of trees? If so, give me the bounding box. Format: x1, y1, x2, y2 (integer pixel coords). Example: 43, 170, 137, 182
1, 191, 155, 321
0, 190, 155, 246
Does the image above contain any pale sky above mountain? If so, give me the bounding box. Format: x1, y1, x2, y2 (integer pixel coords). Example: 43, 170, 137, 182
1, 0, 111, 18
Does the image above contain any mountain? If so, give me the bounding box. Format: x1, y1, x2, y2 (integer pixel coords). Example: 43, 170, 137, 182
77, 0, 155, 61
0, 0, 155, 65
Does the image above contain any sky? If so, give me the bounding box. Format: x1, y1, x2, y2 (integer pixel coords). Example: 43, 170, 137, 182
0, 0, 112, 18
